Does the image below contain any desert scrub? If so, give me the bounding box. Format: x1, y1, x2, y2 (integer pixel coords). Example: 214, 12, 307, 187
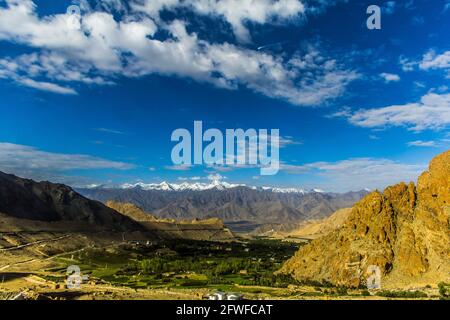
377, 290, 428, 298
333, 286, 349, 296
360, 289, 371, 297
438, 282, 450, 300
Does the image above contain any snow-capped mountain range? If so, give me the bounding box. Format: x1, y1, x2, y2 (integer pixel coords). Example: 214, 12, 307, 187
77, 181, 369, 228
114, 180, 324, 194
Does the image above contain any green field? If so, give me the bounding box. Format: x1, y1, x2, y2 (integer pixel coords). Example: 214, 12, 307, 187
53, 239, 302, 292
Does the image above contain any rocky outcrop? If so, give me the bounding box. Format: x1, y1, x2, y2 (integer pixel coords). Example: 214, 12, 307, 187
106, 200, 235, 241
278, 151, 450, 289
106, 201, 158, 222
275, 208, 352, 240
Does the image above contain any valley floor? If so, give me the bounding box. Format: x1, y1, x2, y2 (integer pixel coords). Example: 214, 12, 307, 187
0, 230, 443, 300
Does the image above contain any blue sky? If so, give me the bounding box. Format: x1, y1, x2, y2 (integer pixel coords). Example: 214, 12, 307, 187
0, 0, 449, 192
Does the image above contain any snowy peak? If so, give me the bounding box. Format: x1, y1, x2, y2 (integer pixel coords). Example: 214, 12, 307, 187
257, 186, 308, 194
119, 180, 246, 192
116, 181, 323, 194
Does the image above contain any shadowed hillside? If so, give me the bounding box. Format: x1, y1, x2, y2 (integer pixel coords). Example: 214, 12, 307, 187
0, 171, 140, 231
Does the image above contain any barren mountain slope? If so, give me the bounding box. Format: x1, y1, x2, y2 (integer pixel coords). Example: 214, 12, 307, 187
106, 201, 235, 241
272, 208, 352, 240
0, 171, 141, 231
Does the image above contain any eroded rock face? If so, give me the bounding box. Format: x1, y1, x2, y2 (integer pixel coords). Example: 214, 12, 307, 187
278, 150, 450, 288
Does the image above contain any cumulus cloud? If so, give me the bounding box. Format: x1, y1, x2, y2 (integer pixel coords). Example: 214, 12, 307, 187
0, 0, 358, 105
281, 157, 426, 192
342, 93, 450, 132
419, 50, 450, 78
420, 50, 450, 70
399, 50, 450, 78
132, 0, 305, 43
379, 72, 400, 82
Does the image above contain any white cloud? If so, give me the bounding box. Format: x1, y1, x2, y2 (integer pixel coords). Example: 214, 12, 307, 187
400, 49, 450, 78
379, 72, 400, 82
279, 135, 303, 147
414, 81, 426, 88
345, 93, 450, 132
419, 50, 450, 78
281, 157, 426, 192
207, 173, 226, 181
178, 176, 201, 181
0, 0, 358, 105
399, 56, 417, 72
94, 128, 125, 135
0, 53, 81, 94
407, 140, 437, 147
132, 0, 305, 43
0, 142, 134, 173
17, 78, 77, 95
164, 164, 193, 171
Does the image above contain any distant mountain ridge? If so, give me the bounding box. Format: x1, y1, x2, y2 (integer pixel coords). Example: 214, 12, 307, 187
91, 179, 326, 194
77, 185, 368, 230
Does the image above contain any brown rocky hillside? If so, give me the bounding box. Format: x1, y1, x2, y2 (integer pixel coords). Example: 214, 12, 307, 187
278, 150, 450, 289
106, 201, 235, 241
277, 208, 352, 240
106, 201, 158, 222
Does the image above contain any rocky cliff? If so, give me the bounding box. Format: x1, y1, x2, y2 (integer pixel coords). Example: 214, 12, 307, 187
278, 151, 450, 289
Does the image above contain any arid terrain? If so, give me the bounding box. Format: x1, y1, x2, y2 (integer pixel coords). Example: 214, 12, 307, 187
278, 150, 450, 291
1, 151, 450, 300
